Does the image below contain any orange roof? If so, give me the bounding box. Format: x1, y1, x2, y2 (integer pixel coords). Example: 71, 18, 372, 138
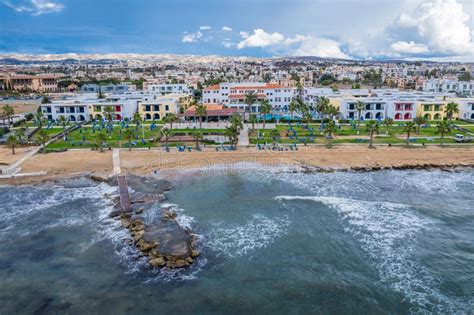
204, 84, 220, 90
187, 104, 223, 111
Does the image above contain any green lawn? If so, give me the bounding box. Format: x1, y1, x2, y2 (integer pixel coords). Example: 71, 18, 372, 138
46, 125, 226, 149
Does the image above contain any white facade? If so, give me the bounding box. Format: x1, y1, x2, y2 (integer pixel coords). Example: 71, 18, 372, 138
459, 99, 474, 120
202, 82, 293, 112
423, 79, 474, 96
147, 83, 191, 94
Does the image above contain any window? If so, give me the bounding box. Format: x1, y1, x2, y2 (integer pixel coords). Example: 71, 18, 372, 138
154, 105, 159, 111
423, 105, 430, 111
145, 105, 151, 112
94, 105, 101, 112
165, 105, 169, 111
434, 105, 441, 111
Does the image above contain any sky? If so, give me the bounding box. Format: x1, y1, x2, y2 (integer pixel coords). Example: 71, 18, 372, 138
0, 0, 473, 61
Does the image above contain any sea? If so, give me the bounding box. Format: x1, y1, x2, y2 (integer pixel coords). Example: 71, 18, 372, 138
0, 168, 473, 314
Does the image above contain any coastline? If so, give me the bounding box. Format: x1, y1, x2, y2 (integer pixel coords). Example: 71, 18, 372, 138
1, 145, 474, 185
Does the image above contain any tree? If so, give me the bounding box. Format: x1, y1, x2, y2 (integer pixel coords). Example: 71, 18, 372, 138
160, 127, 171, 145
324, 120, 336, 148
6, 134, 18, 155
2, 105, 15, 127
41, 96, 51, 104
35, 111, 46, 128
195, 103, 207, 129
95, 132, 107, 152
259, 99, 272, 130
230, 113, 243, 131
163, 113, 179, 129
288, 100, 297, 120
302, 110, 312, 127
123, 128, 134, 151
444, 102, 459, 123
249, 114, 257, 130
366, 120, 379, 149
244, 91, 257, 122
132, 111, 142, 133
57, 115, 68, 131
325, 105, 339, 120
355, 101, 365, 132
382, 118, 394, 135
103, 105, 114, 124
436, 121, 451, 147
413, 116, 427, 134
193, 129, 203, 149
403, 122, 416, 146
224, 124, 239, 146
35, 129, 50, 153
270, 128, 280, 146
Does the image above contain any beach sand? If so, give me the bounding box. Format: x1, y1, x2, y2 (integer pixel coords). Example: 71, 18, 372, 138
1, 145, 474, 185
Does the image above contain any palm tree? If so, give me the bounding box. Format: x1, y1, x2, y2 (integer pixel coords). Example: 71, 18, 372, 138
325, 105, 339, 120
382, 118, 394, 135
230, 113, 243, 131
132, 111, 142, 133
193, 129, 203, 149
103, 105, 115, 124
288, 100, 297, 120
164, 113, 179, 129
196, 103, 207, 129
2, 105, 15, 127
123, 128, 134, 151
259, 99, 272, 130
225, 124, 239, 146
444, 102, 459, 123
324, 120, 336, 148
366, 120, 379, 148
57, 115, 68, 131
413, 116, 427, 134
403, 122, 416, 146
35, 129, 50, 153
270, 128, 280, 146
15, 128, 25, 143
436, 121, 451, 147
355, 101, 365, 132
35, 111, 45, 128
302, 110, 312, 128
96, 132, 107, 152
6, 134, 18, 155
316, 97, 330, 120
249, 114, 257, 130
243, 91, 257, 122
160, 127, 171, 146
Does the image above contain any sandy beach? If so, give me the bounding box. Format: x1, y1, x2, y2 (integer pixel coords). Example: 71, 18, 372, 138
1, 145, 474, 185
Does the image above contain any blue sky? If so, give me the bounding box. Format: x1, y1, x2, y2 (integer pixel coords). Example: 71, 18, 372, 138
1, 0, 473, 61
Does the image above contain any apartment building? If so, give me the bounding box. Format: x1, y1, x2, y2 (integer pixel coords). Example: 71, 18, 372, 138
138, 94, 181, 121
6, 74, 63, 92
80, 83, 135, 94
202, 82, 293, 112
423, 79, 474, 96
146, 83, 191, 95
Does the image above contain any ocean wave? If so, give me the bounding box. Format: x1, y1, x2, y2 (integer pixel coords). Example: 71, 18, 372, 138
275, 195, 469, 313
204, 213, 290, 258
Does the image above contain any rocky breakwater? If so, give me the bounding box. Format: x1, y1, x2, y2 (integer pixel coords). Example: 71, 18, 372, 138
94, 174, 201, 269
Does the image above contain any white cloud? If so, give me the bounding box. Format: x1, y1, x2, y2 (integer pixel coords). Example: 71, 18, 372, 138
222, 41, 233, 48
199, 26, 211, 31
237, 29, 285, 49
3, 0, 64, 15
222, 26, 232, 32
182, 31, 203, 43
389, 0, 473, 56
236, 28, 349, 59
292, 37, 350, 59
390, 41, 429, 54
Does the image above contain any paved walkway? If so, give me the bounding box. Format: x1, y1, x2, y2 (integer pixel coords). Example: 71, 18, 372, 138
113, 149, 121, 175
238, 127, 250, 146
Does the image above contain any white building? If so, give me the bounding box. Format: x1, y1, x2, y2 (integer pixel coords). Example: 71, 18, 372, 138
423, 79, 474, 96
146, 83, 191, 95
202, 82, 293, 112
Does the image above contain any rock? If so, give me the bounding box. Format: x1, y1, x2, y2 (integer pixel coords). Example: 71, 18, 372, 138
109, 209, 122, 218
90, 173, 110, 183
135, 208, 144, 214
190, 249, 201, 258
186, 256, 193, 264
121, 217, 131, 229
149, 257, 166, 267
174, 260, 186, 268
132, 230, 145, 242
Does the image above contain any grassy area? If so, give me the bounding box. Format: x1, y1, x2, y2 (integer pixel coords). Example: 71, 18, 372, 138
46, 125, 226, 149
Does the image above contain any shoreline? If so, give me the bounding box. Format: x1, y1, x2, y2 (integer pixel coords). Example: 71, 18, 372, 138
1, 145, 474, 185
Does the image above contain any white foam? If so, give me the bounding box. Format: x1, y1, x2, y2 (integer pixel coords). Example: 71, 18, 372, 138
276, 195, 469, 313
204, 213, 290, 258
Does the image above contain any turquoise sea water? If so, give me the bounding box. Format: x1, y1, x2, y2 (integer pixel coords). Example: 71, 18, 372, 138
0, 169, 473, 314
